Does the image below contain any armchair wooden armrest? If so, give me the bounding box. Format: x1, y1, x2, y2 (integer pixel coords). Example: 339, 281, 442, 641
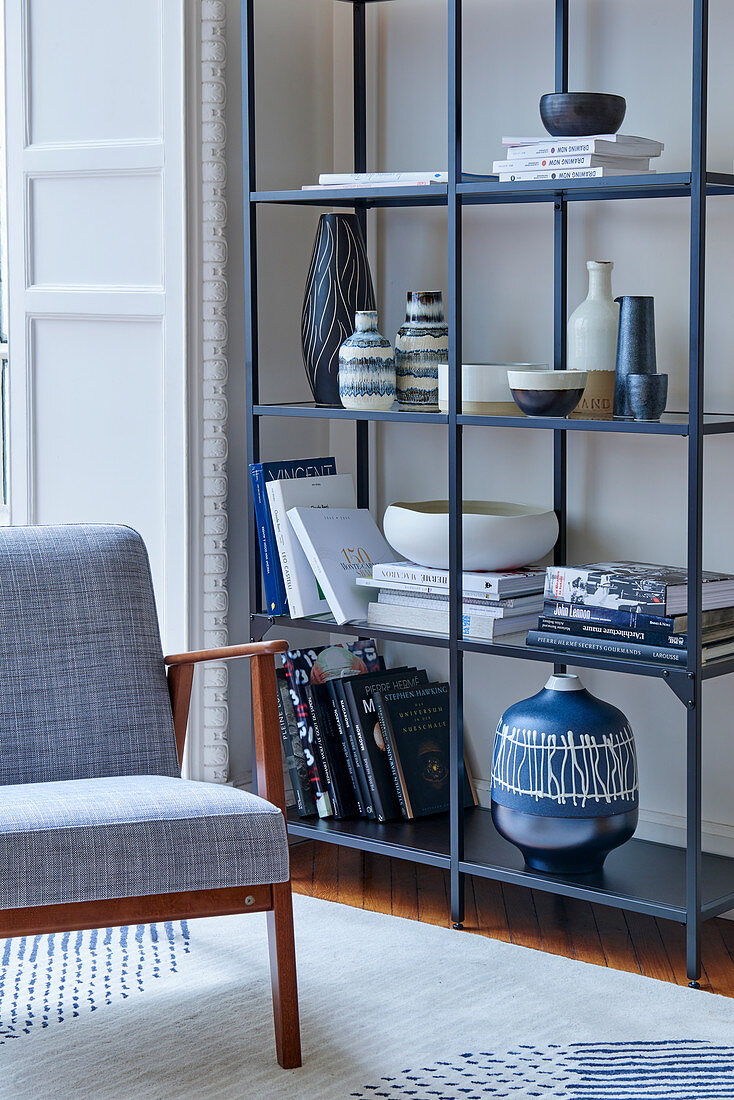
164, 640, 290, 813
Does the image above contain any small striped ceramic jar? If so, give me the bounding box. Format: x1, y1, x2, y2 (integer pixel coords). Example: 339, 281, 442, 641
338, 311, 396, 411
395, 291, 449, 410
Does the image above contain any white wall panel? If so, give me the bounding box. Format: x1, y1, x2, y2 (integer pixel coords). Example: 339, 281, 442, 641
27, 0, 162, 146
29, 173, 163, 288
30, 317, 164, 515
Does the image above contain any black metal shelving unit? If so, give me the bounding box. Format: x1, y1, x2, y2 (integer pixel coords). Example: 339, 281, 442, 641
242, 0, 732, 985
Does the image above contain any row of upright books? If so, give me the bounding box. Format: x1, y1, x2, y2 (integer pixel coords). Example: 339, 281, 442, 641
276, 641, 476, 822
492, 133, 664, 182
528, 562, 734, 666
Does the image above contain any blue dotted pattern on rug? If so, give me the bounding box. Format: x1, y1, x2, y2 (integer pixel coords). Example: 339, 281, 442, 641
353, 1042, 734, 1099
0, 922, 190, 1043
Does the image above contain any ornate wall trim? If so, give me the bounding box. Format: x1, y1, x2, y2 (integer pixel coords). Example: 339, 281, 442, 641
198, 0, 230, 782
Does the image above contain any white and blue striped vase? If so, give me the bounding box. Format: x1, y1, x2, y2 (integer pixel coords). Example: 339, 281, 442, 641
338, 311, 396, 411
491, 673, 639, 875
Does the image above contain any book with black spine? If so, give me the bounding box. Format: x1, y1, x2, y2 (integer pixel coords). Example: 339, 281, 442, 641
275, 669, 317, 818
305, 685, 344, 817
333, 677, 377, 820
526, 629, 688, 666
373, 683, 476, 819
544, 562, 734, 616
542, 599, 679, 632
344, 668, 429, 822
325, 679, 365, 816
307, 683, 358, 819
536, 616, 687, 649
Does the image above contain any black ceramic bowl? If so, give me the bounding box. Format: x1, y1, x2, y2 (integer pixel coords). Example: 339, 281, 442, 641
507, 370, 587, 418
539, 92, 626, 137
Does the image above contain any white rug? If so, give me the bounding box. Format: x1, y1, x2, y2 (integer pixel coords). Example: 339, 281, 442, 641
1, 894, 734, 1099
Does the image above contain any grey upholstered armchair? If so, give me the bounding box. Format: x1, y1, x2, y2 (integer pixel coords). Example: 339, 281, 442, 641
0, 524, 300, 1068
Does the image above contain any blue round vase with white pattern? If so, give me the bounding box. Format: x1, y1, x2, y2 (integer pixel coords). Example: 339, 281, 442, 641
338, 311, 396, 411
491, 673, 638, 874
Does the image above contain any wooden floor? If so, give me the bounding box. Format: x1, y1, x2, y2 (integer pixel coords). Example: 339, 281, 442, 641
291, 839, 734, 996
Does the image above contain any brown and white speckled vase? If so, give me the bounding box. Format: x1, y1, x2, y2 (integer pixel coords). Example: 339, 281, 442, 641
394, 291, 449, 411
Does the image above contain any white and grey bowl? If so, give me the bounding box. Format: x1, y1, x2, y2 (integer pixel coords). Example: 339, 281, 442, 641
383, 500, 559, 572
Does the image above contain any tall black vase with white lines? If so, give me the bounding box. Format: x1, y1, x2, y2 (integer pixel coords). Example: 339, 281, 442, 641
302, 213, 376, 406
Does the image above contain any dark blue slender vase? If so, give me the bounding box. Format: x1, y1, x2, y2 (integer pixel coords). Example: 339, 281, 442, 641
613, 295, 657, 418
301, 213, 376, 407
491, 673, 639, 874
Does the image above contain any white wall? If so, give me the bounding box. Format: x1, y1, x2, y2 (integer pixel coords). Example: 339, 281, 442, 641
357, 0, 734, 855
224, 0, 335, 784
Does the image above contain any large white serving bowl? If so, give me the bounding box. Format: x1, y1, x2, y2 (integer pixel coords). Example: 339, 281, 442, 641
382, 500, 559, 571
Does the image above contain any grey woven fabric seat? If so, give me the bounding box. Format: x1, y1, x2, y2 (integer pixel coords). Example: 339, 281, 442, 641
0, 775, 289, 908
0, 524, 289, 908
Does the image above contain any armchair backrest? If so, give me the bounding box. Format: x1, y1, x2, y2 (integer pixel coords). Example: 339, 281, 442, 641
0, 525, 180, 784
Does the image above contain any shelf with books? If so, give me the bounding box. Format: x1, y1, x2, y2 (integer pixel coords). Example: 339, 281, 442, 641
459, 172, 692, 205
461, 807, 734, 922
252, 402, 448, 425
242, 0, 724, 985
250, 185, 448, 208
250, 612, 451, 650
286, 806, 450, 869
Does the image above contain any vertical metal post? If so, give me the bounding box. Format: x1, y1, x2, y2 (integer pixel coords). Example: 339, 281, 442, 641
353, 2, 370, 509
686, 0, 708, 988
553, 0, 569, 675
448, 0, 465, 928
242, 0, 261, 621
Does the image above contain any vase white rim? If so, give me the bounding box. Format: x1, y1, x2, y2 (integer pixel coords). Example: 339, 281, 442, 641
545, 673, 584, 692
586, 259, 614, 267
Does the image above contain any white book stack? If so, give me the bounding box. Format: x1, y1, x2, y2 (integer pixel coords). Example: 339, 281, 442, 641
495, 134, 665, 183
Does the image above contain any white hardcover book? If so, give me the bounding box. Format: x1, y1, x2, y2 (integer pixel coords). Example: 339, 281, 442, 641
493, 154, 650, 172
502, 134, 664, 155
355, 576, 543, 609
286, 507, 395, 625
317, 171, 447, 184
370, 561, 545, 596
499, 168, 655, 182
266, 474, 356, 619
302, 181, 433, 191
375, 589, 543, 618
366, 601, 535, 640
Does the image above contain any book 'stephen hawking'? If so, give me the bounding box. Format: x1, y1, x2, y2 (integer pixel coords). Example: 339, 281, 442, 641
374, 683, 476, 819
545, 562, 734, 616
266, 474, 356, 619
249, 456, 337, 615
344, 668, 429, 822
287, 507, 395, 624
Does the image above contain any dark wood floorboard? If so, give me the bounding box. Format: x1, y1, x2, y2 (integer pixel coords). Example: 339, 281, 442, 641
292, 839, 734, 996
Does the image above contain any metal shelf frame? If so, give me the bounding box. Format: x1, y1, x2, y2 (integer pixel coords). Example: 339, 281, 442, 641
241, 0, 725, 986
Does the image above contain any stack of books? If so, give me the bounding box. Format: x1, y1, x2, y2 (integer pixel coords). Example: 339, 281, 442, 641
358, 561, 545, 641
527, 562, 734, 666
492, 134, 664, 183
277, 641, 476, 822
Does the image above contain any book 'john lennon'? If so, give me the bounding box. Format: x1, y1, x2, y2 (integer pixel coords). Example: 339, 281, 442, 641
545, 562, 734, 616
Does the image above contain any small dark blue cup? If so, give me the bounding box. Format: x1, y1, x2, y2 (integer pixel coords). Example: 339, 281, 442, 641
627, 373, 668, 421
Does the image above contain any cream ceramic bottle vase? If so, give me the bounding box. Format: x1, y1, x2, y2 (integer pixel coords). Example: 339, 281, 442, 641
338, 311, 396, 411
394, 291, 449, 410
567, 260, 619, 419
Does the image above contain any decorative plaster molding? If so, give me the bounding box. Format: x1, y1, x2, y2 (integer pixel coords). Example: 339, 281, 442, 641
199, 0, 229, 782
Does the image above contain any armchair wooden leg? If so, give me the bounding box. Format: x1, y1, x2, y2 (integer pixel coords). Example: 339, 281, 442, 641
267, 881, 302, 1069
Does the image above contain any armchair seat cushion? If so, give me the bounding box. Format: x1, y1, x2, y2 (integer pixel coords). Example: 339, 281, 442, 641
0, 776, 289, 909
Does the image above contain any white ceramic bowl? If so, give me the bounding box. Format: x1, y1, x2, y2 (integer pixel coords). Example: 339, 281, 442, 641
438, 363, 547, 413
382, 500, 559, 572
